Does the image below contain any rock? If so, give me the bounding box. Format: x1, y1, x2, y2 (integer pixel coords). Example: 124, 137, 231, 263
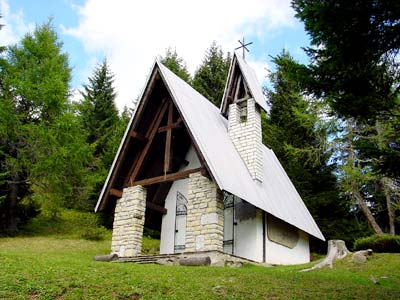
179, 256, 211, 266
226, 260, 243, 268
94, 253, 118, 262
369, 275, 380, 285
352, 249, 373, 264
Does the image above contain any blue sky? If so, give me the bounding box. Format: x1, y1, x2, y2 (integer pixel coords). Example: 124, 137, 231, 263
1, 0, 311, 110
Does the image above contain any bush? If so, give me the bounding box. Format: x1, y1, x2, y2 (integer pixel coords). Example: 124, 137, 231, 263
353, 234, 400, 253
80, 226, 108, 241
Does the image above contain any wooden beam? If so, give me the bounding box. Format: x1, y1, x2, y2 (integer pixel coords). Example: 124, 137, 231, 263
146, 201, 167, 215
129, 131, 147, 142
158, 117, 183, 132
98, 69, 160, 212
110, 188, 122, 198
164, 102, 174, 173
109, 188, 167, 215
126, 100, 169, 185
233, 74, 242, 102
126, 167, 203, 187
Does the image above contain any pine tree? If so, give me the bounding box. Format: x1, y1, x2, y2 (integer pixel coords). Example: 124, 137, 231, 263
193, 42, 231, 107
160, 48, 191, 83
264, 50, 368, 248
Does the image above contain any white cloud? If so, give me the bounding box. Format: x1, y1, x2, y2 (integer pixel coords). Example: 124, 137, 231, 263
63, 0, 296, 110
0, 0, 33, 46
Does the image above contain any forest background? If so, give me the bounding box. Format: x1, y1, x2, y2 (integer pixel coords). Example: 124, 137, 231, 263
0, 0, 399, 251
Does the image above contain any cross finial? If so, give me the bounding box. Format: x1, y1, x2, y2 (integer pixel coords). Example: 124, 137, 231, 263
235, 37, 253, 60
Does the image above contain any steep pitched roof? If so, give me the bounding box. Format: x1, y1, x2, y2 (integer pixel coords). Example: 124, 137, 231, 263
220, 52, 268, 115
158, 62, 324, 241
95, 59, 324, 241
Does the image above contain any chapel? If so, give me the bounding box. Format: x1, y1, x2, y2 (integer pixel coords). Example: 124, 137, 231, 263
95, 52, 324, 265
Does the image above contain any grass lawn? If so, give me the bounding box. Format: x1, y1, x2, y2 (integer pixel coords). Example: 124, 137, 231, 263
0, 236, 399, 299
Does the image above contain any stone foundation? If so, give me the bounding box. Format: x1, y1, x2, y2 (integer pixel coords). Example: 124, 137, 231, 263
185, 172, 224, 252
111, 185, 146, 257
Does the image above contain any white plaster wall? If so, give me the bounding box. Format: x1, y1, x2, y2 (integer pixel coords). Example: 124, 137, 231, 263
160, 145, 201, 254
265, 228, 310, 265
234, 205, 264, 262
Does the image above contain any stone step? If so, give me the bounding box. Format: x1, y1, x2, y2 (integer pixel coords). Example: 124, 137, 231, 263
116, 253, 180, 264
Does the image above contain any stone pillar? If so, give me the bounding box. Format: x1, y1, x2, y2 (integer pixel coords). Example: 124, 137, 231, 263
185, 172, 224, 252
111, 185, 146, 257
228, 98, 263, 182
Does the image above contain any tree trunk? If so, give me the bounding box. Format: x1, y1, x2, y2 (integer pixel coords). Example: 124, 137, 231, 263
352, 185, 384, 234
346, 119, 384, 235
6, 174, 20, 233
382, 177, 396, 235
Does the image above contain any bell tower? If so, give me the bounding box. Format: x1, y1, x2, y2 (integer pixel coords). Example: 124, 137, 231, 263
221, 52, 267, 183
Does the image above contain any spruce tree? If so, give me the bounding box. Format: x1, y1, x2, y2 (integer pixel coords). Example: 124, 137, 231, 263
264, 50, 368, 248
160, 48, 191, 83
292, 0, 400, 119
79, 59, 121, 207
193, 42, 231, 107
80, 58, 119, 163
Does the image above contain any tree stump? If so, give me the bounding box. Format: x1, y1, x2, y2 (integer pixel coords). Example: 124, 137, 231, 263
300, 240, 350, 272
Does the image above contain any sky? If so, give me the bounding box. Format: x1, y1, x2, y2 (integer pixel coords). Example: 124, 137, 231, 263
0, 0, 311, 111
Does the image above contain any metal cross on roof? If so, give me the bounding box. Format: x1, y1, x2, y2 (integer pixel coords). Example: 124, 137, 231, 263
235, 37, 253, 60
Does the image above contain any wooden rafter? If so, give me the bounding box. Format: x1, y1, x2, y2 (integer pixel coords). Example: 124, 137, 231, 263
158, 117, 183, 132
129, 131, 147, 142
110, 188, 123, 198
126, 167, 203, 187
146, 201, 168, 215
126, 99, 169, 185
109, 189, 167, 215
233, 74, 242, 102
164, 101, 174, 173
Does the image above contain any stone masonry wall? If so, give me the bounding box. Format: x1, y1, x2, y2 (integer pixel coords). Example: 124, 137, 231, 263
111, 185, 146, 257
185, 172, 224, 252
228, 98, 263, 182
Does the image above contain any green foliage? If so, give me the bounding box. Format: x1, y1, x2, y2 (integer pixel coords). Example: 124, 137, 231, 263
292, 0, 400, 119
354, 234, 400, 253
160, 48, 192, 83
23, 209, 109, 240
141, 236, 160, 255
78, 58, 126, 209
79, 58, 119, 158
6, 21, 71, 123
193, 41, 231, 107
29, 112, 96, 215
263, 50, 366, 248
0, 20, 71, 233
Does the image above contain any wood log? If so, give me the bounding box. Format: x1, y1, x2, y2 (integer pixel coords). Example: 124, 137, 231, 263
179, 256, 211, 266
300, 240, 350, 272
94, 253, 118, 262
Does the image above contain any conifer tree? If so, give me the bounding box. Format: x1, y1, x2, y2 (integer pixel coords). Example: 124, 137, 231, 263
160, 48, 191, 83
193, 42, 231, 107
80, 58, 119, 164
0, 21, 74, 230
264, 50, 368, 247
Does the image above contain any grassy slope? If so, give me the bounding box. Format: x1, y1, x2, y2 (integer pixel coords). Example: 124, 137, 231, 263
0, 236, 399, 300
